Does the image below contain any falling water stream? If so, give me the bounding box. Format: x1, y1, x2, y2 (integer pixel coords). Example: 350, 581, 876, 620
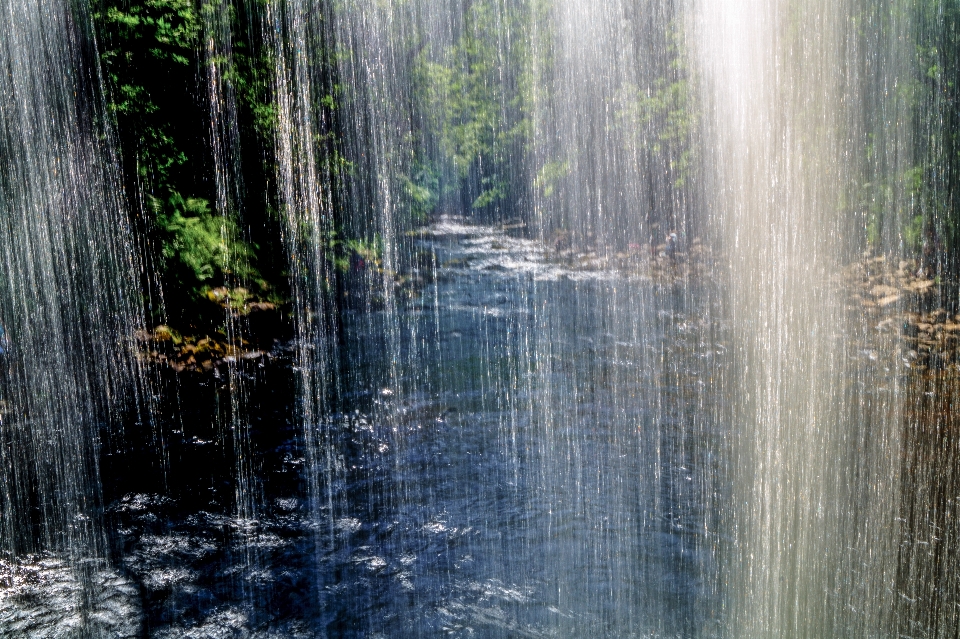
1, 0, 959, 637
0, 0, 146, 633
696, 1, 907, 636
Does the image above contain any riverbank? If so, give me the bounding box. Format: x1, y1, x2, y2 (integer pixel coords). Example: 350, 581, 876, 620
138, 254, 434, 373
137, 284, 292, 372
139, 216, 958, 377
842, 255, 960, 372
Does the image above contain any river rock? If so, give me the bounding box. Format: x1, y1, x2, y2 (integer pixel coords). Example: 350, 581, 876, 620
871, 284, 899, 298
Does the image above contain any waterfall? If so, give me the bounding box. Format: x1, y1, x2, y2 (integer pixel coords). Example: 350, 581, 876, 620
267, 0, 341, 560
694, 0, 910, 634
2, 0, 960, 634
0, 0, 146, 631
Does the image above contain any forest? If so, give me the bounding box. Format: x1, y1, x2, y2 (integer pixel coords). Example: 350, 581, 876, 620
88, 0, 960, 340
91, 0, 699, 341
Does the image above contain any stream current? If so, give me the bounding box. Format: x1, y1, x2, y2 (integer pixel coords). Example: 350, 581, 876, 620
1, 216, 948, 638
80, 218, 725, 637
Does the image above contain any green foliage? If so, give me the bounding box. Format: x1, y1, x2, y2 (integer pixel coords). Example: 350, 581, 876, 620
905, 213, 926, 251
152, 193, 258, 288
630, 79, 695, 187
342, 237, 382, 262
857, 165, 923, 251
533, 160, 570, 199
327, 231, 383, 273
96, 0, 203, 189
101, 0, 200, 62
861, 180, 890, 247
221, 39, 280, 145
401, 161, 440, 221
95, 0, 290, 329
410, 0, 533, 217
471, 179, 506, 210
910, 0, 960, 270
617, 25, 698, 190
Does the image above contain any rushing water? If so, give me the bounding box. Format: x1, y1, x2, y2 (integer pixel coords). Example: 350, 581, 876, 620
695, 1, 909, 636
0, 216, 908, 637
0, 0, 146, 632
3, 0, 960, 636
69, 220, 725, 636
54, 218, 940, 638
323, 220, 724, 636
0, 180, 957, 638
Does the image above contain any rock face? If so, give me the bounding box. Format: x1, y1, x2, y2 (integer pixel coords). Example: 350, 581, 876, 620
140, 327, 286, 374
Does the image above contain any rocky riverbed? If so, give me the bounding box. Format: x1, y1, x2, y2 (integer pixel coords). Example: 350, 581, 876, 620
841, 255, 960, 372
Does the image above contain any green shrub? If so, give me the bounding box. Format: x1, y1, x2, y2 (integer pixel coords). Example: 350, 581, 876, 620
150, 193, 260, 324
